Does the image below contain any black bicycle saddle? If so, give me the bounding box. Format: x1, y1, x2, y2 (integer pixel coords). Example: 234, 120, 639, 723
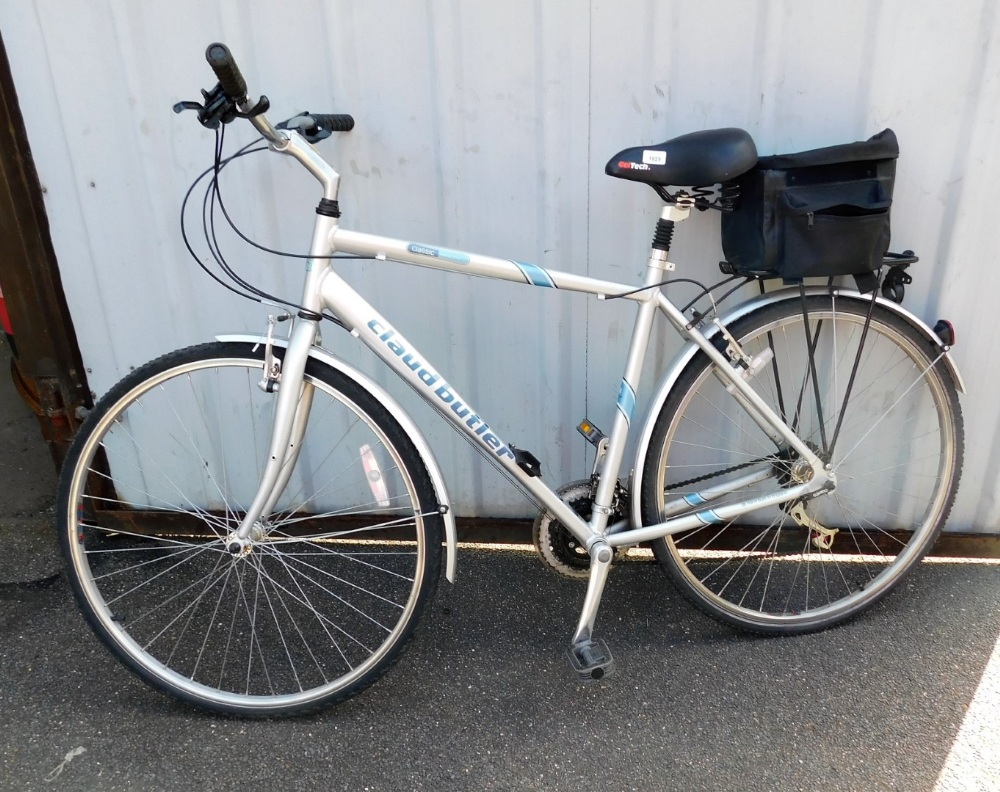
606, 128, 758, 188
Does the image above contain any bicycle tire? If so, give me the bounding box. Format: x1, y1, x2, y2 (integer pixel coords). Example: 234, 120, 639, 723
58, 341, 443, 716
640, 295, 963, 634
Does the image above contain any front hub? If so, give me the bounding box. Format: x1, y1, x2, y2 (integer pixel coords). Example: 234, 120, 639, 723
226, 535, 253, 556
226, 522, 267, 556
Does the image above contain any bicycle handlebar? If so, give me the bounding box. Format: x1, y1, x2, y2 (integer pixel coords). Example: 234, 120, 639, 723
196, 43, 354, 143
205, 42, 248, 101
276, 112, 356, 143
310, 114, 355, 133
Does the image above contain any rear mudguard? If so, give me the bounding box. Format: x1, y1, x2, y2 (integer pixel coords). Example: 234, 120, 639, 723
630, 287, 965, 531
217, 333, 458, 582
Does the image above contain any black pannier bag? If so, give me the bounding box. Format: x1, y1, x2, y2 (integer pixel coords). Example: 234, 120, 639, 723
721, 129, 898, 281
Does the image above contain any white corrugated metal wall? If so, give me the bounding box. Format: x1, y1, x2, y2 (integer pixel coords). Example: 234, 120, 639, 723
1, 1, 997, 528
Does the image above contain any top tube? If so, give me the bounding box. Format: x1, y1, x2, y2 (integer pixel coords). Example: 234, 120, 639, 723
330, 227, 654, 302
244, 125, 655, 301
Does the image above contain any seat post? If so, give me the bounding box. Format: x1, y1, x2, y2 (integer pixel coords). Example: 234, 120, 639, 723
648, 203, 691, 270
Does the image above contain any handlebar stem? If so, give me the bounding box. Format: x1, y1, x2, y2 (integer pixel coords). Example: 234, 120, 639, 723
280, 131, 342, 202
241, 100, 342, 202
242, 98, 284, 146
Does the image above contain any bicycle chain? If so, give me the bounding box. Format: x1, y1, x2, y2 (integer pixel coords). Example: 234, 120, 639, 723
665, 455, 775, 491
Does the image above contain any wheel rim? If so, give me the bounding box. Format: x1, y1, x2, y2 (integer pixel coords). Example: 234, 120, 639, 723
65, 355, 430, 710
652, 302, 957, 627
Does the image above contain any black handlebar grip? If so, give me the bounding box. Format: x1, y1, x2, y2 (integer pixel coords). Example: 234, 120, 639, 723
205, 42, 248, 100
313, 114, 355, 132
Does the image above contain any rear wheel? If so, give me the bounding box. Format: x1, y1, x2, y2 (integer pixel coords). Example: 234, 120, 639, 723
640, 295, 963, 634
58, 342, 442, 716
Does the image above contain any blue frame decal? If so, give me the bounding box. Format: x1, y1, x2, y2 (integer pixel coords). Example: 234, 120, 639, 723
513, 260, 555, 288
695, 509, 723, 525
616, 379, 636, 425
683, 492, 707, 507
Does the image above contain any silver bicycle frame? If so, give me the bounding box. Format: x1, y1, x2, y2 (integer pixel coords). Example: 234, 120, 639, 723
231, 122, 834, 550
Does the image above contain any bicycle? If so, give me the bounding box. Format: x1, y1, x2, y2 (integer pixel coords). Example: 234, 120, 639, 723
57, 44, 965, 716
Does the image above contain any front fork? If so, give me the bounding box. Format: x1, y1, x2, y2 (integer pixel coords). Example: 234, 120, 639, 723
231, 318, 320, 546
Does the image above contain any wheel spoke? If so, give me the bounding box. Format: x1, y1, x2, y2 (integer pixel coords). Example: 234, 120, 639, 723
644, 296, 960, 633
60, 345, 441, 715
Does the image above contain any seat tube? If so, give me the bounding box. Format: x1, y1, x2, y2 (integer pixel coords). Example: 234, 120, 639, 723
589, 278, 656, 527
591, 206, 688, 528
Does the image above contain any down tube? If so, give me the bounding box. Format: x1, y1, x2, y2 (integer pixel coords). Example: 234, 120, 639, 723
319, 270, 594, 542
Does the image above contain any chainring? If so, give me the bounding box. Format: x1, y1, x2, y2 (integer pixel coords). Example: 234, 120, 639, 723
532, 480, 621, 580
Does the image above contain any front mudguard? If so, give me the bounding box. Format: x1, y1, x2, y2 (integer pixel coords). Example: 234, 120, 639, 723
217, 333, 458, 582
629, 287, 965, 531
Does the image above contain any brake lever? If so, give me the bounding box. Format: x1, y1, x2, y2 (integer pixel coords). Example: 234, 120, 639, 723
173, 85, 271, 130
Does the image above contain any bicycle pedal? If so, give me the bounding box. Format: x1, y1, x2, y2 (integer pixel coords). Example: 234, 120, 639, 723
567, 638, 615, 681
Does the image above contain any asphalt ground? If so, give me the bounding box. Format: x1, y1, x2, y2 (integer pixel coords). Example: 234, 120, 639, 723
0, 335, 59, 585
3, 340, 1000, 792
0, 545, 998, 792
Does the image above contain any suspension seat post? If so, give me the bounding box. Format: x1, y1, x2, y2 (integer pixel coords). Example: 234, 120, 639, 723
648, 203, 691, 270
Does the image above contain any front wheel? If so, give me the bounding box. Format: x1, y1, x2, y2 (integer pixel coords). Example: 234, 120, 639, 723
58, 342, 443, 716
640, 295, 963, 634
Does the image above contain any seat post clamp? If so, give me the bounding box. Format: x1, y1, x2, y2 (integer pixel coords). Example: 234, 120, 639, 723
661, 204, 691, 223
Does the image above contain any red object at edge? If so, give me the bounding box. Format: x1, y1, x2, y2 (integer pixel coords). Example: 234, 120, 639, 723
0, 285, 12, 336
